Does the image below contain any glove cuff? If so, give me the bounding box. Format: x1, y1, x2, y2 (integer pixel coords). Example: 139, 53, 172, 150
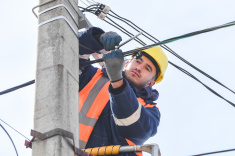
110, 78, 123, 83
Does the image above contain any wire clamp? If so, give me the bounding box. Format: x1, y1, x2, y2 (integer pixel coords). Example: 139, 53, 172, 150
95, 10, 107, 20
25, 128, 88, 156
98, 4, 111, 13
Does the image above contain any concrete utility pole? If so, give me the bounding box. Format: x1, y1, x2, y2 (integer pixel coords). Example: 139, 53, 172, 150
32, 0, 79, 155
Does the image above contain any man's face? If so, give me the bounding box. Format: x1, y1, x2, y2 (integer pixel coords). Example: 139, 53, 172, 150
123, 55, 156, 90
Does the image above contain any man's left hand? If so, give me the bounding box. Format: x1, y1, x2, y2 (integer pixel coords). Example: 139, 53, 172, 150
100, 32, 122, 51
103, 49, 124, 82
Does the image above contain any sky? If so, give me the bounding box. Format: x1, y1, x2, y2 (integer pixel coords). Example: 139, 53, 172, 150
0, 0, 235, 156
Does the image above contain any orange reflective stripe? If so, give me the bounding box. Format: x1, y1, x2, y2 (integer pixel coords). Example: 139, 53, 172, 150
79, 123, 94, 142
86, 81, 110, 119
79, 69, 103, 111
136, 152, 143, 156
125, 138, 135, 145
125, 138, 143, 156
137, 98, 159, 109
137, 98, 146, 106
144, 104, 158, 109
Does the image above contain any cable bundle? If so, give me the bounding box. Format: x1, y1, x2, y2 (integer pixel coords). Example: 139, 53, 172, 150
78, 2, 235, 107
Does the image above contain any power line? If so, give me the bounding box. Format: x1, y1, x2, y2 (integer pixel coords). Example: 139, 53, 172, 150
80, 4, 235, 94
104, 19, 146, 45
79, 4, 235, 107
79, 0, 89, 6
191, 148, 235, 156
1, 6, 234, 107
0, 80, 35, 96
169, 61, 235, 107
0, 118, 30, 141
105, 16, 147, 45
80, 7, 147, 46
108, 10, 235, 95
0, 123, 18, 156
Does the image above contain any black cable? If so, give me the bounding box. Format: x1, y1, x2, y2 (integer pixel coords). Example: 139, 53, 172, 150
79, 7, 96, 13
103, 19, 146, 46
78, 6, 87, 10
108, 13, 157, 44
79, 0, 89, 7
169, 61, 235, 107
82, 9, 97, 12
85, 4, 98, 9
191, 148, 235, 156
82, 3, 235, 95
2, 6, 233, 106
80, 14, 235, 106
81, 21, 235, 66
82, 4, 146, 45
83, 10, 145, 46
109, 10, 235, 95
0, 80, 35, 96
82, 5, 151, 46
105, 16, 147, 45
0, 118, 30, 141
0, 123, 18, 156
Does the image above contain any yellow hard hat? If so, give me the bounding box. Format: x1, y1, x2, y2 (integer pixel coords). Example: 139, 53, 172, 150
132, 46, 168, 83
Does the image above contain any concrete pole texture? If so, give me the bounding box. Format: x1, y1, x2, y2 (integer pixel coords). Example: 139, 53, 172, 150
32, 0, 79, 155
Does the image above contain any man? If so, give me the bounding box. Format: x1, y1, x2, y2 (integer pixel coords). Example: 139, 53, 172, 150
79, 27, 168, 155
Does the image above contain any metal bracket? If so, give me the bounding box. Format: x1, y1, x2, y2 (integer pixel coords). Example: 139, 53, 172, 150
119, 144, 161, 156
25, 128, 88, 156
139, 144, 161, 156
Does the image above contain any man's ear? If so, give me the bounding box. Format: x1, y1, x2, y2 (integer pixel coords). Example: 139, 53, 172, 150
145, 80, 155, 87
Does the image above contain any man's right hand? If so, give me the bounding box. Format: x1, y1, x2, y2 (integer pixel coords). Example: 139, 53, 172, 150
100, 32, 122, 51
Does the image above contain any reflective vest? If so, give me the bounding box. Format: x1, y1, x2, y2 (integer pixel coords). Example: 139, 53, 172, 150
79, 68, 158, 152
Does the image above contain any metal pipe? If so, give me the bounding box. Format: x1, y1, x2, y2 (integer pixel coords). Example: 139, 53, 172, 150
115, 32, 142, 49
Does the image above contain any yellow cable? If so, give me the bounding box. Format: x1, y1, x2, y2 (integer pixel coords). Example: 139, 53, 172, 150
82, 145, 121, 155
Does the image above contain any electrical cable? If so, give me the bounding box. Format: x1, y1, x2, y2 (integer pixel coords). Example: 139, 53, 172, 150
81, 6, 147, 45
1, 9, 234, 106
103, 15, 235, 98
2, 4, 234, 106
79, 0, 89, 6
191, 148, 235, 156
80, 8, 146, 46
104, 19, 144, 45
81, 47, 235, 106
0, 123, 18, 156
108, 10, 235, 94
79, 16, 235, 106
0, 80, 35, 96
88, 0, 97, 5
85, 0, 95, 5
108, 13, 157, 44
85, 4, 98, 9
81, 20, 235, 66
79, 6, 96, 12
169, 61, 235, 107
81, 4, 235, 94
0, 118, 30, 141
80, 7, 147, 46
105, 17, 147, 45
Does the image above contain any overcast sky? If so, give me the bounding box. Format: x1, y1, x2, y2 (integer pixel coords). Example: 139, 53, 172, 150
0, 0, 235, 156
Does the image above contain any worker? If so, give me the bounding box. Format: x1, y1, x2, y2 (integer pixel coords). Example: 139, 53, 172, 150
79, 27, 168, 156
